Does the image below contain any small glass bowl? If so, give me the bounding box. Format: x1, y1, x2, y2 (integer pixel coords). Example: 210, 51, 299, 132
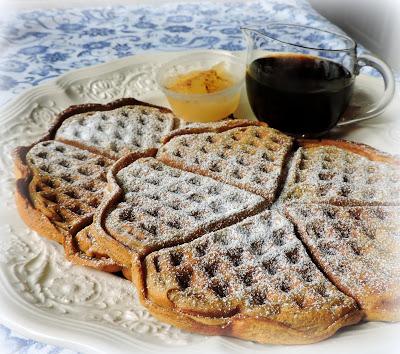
156, 51, 245, 122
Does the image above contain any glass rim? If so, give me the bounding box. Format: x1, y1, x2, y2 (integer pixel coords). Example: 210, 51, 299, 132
241, 23, 357, 52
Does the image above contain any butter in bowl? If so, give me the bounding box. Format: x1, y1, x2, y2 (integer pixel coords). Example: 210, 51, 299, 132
156, 51, 245, 122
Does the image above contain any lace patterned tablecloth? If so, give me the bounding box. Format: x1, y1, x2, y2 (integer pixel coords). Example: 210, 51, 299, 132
0, 0, 370, 353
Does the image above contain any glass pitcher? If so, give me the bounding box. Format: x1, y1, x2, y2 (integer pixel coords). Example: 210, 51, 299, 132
242, 24, 395, 137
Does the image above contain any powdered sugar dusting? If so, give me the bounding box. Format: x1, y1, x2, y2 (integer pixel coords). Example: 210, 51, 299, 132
21, 112, 400, 328
145, 210, 357, 324
55, 105, 175, 159
158, 126, 293, 203
27, 140, 113, 231
104, 157, 265, 253
286, 204, 400, 314
281, 146, 400, 205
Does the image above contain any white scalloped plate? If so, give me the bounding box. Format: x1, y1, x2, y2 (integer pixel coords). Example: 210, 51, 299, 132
0, 51, 399, 354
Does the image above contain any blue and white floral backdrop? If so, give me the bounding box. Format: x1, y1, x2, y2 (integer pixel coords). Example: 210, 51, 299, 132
0, 0, 353, 106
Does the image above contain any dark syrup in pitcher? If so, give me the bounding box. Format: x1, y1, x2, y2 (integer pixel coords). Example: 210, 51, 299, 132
246, 53, 354, 136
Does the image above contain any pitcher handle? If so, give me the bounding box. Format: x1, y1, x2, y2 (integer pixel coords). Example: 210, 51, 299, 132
338, 53, 395, 126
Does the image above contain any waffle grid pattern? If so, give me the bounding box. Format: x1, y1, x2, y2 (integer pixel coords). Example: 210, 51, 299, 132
281, 146, 400, 205
285, 205, 400, 320
16, 108, 400, 343
105, 157, 265, 253
145, 210, 356, 325
56, 105, 176, 159
158, 126, 293, 202
27, 140, 113, 231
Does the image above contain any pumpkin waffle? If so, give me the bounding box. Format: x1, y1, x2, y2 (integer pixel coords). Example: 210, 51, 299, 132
55, 104, 176, 159
15, 140, 122, 272
141, 210, 362, 344
286, 204, 400, 321
158, 125, 293, 203
91, 156, 268, 267
14, 98, 176, 273
23, 140, 112, 239
280, 139, 400, 206
14, 97, 400, 345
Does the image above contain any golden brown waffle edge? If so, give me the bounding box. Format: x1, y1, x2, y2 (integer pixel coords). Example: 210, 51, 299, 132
158, 125, 294, 203
138, 210, 363, 344
90, 153, 269, 268
279, 139, 400, 206
13, 97, 174, 273
285, 204, 400, 321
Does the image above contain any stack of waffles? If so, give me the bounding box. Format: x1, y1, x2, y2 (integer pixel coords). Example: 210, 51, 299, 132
14, 98, 400, 344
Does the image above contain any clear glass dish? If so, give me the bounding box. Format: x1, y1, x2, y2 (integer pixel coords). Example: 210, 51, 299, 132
156, 51, 245, 122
